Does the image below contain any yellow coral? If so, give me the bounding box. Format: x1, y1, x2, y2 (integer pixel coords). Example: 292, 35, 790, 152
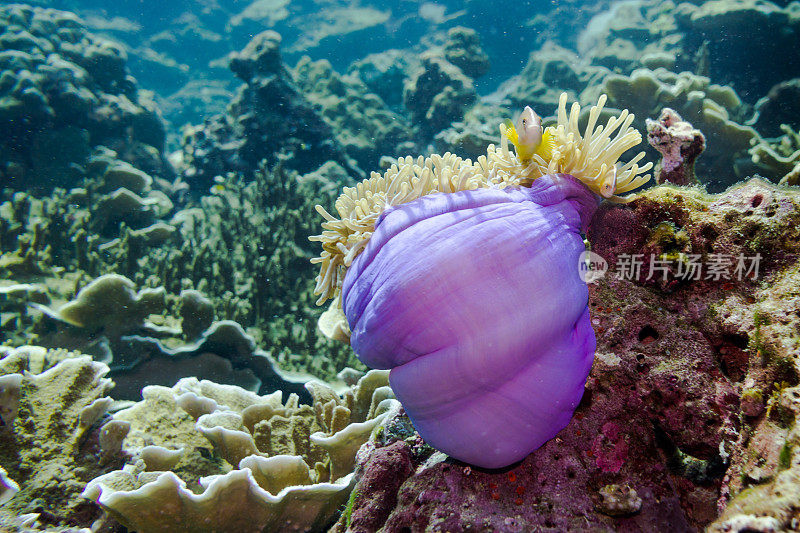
310, 93, 651, 306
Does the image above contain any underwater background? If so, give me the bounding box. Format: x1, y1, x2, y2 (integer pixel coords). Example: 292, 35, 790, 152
1, 0, 800, 531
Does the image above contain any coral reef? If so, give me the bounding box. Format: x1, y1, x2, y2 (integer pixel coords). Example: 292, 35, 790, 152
0, 4, 170, 193
750, 125, 800, 184
179, 30, 354, 190
29, 0, 614, 130
597, 68, 757, 189
0, 345, 397, 531
492, 0, 800, 190
403, 53, 477, 137
3, 0, 800, 528
442, 27, 490, 80
577, 0, 682, 73
572, 0, 800, 102
674, 0, 800, 98
24, 273, 320, 401
646, 107, 706, 186
750, 78, 800, 138
83, 369, 397, 532
347, 49, 418, 109
1, 163, 360, 384
293, 56, 413, 171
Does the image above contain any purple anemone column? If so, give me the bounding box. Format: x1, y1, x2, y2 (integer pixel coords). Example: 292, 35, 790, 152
342, 174, 599, 468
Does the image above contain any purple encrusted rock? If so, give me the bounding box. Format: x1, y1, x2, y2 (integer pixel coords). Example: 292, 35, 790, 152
646, 108, 706, 186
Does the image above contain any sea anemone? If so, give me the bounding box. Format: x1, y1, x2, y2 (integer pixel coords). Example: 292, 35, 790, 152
309, 93, 650, 468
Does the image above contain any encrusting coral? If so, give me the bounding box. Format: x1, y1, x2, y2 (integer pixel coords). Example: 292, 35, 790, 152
311, 92, 652, 306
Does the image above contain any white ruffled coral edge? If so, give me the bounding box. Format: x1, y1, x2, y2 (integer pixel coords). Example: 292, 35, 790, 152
83, 461, 354, 533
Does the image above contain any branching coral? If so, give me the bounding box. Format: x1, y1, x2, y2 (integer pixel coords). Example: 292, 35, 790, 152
310, 92, 651, 305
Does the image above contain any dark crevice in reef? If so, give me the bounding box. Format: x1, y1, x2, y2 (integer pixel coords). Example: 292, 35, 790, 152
637, 325, 660, 343
652, 422, 727, 485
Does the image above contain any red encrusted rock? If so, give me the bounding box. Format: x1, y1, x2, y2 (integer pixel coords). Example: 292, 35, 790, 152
330, 440, 414, 533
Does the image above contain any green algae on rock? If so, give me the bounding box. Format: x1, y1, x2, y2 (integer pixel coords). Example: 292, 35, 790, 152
0, 346, 123, 528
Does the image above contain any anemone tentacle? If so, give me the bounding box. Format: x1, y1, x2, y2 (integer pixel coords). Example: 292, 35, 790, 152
310, 92, 652, 306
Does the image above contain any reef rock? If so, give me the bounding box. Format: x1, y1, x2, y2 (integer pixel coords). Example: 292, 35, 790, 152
180, 30, 354, 190
337, 179, 800, 532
